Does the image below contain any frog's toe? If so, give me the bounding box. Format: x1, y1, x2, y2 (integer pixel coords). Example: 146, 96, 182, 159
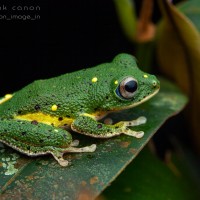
87, 144, 96, 152
123, 129, 144, 138
67, 144, 97, 153
135, 131, 144, 138
51, 153, 69, 167
78, 144, 97, 152
137, 116, 147, 125
57, 157, 69, 167
63, 144, 97, 154
126, 116, 147, 126
71, 140, 79, 147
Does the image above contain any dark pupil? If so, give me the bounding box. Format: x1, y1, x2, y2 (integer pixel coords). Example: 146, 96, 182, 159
125, 80, 137, 93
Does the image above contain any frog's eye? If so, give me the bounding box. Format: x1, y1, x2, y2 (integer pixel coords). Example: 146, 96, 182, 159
116, 77, 138, 99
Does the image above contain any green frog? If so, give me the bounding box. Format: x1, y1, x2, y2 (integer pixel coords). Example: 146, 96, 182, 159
0, 53, 160, 166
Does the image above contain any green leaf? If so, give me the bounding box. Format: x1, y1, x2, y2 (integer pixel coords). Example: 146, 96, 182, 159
178, 0, 200, 32
101, 147, 200, 200
113, 0, 137, 42
0, 78, 187, 199
156, 0, 200, 150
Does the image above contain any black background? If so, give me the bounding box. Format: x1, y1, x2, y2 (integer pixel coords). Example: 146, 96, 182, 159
0, 0, 139, 95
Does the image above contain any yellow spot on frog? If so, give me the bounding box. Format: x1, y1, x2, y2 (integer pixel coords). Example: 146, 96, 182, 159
51, 104, 58, 111
91, 77, 98, 83
5, 94, 13, 99
143, 74, 148, 78
15, 112, 74, 127
114, 80, 118, 85
0, 94, 13, 104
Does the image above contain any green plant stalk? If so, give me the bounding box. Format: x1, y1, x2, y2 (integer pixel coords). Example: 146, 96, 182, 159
113, 0, 137, 42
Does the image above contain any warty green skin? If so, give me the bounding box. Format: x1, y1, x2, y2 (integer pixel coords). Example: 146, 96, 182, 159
0, 54, 158, 118
0, 53, 160, 166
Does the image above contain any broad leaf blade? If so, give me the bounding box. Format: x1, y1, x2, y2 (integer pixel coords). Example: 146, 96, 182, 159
156, 0, 200, 151
0, 78, 187, 199
102, 147, 200, 200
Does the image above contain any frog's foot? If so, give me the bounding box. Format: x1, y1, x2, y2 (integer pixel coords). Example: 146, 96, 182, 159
51, 144, 97, 167
122, 129, 144, 138
120, 116, 146, 138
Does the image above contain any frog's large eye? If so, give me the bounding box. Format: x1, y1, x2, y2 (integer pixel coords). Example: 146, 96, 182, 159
116, 77, 138, 99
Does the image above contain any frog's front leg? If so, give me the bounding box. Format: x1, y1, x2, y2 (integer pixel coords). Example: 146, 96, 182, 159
0, 119, 96, 167
71, 115, 146, 138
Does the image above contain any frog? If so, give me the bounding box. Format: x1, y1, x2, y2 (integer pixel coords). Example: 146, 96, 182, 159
0, 53, 160, 166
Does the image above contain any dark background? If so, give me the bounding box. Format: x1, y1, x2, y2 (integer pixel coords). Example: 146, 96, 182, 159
0, 0, 163, 95
0, 0, 129, 95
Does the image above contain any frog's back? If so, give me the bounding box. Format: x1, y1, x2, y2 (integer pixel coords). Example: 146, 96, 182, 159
0, 54, 138, 118
0, 62, 115, 118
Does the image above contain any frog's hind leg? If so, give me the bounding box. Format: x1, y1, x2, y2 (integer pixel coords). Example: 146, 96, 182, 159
0, 119, 96, 167
50, 144, 96, 167
0, 137, 96, 167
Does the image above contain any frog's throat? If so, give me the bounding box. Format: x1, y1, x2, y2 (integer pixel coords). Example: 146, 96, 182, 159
113, 88, 159, 111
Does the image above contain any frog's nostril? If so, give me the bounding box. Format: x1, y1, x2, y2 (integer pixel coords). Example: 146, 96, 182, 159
152, 81, 157, 87
152, 80, 159, 88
